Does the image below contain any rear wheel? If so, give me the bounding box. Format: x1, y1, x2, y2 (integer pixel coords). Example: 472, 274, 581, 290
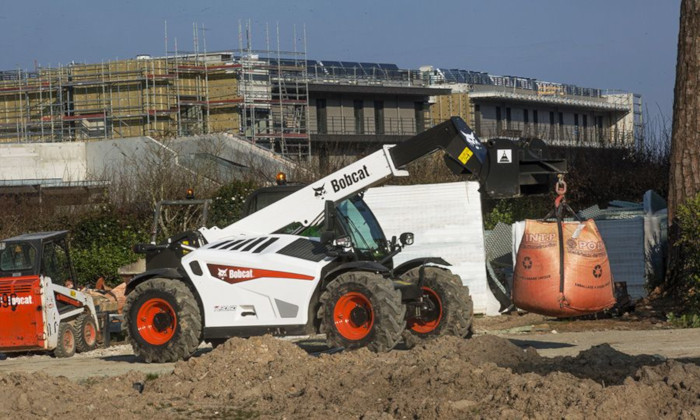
53, 323, 77, 358
75, 313, 98, 353
124, 278, 202, 363
319, 271, 405, 352
401, 267, 473, 348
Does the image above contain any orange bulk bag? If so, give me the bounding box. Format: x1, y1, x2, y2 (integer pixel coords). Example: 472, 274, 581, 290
512, 219, 616, 317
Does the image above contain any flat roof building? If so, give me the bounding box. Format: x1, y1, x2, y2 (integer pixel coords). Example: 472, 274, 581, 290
0, 52, 641, 161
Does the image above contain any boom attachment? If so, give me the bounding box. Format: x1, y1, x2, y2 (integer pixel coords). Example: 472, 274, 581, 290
200, 117, 565, 241
389, 117, 566, 198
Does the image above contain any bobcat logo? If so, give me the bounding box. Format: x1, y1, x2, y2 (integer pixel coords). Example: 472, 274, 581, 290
313, 183, 326, 199
217, 268, 228, 279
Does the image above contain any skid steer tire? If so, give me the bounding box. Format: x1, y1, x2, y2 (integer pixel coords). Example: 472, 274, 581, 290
54, 323, 77, 358
74, 313, 98, 353
124, 278, 202, 363
401, 267, 474, 349
319, 271, 406, 352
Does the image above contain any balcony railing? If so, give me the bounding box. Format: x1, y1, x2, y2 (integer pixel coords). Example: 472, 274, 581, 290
475, 121, 634, 147
310, 117, 635, 147
310, 116, 424, 136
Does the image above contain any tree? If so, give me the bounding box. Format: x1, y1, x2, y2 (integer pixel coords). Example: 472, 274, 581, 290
668, 0, 700, 222
667, 0, 700, 297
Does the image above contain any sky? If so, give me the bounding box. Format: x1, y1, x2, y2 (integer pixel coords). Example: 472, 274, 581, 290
0, 0, 681, 130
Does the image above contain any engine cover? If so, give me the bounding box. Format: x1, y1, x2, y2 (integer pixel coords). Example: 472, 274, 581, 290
182, 234, 334, 329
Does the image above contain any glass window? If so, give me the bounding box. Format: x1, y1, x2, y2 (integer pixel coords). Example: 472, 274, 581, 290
41, 240, 72, 285
354, 100, 364, 134
316, 99, 327, 134
336, 197, 387, 260
0, 242, 37, 273
374, 101, 384, 135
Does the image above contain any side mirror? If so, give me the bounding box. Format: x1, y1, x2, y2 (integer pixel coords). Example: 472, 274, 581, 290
400, 232, 414, 246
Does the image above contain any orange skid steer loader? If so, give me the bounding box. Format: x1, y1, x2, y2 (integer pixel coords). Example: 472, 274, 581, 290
0, 231, 103, 358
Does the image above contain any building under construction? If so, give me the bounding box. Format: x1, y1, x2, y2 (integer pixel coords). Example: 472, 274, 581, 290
0, 51, 310, 158
0, 46, 643, 161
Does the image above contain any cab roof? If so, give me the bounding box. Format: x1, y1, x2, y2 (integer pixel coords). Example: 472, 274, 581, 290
1, 231, 69, 243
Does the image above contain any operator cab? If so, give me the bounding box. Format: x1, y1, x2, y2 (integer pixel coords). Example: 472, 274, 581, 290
0, 231, 76, 286
243, 185, 410, 267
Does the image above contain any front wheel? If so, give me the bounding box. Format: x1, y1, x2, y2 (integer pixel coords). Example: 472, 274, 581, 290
401, 267, 473, 348
53, 323, 77, 358
124, 278, 202, 363
75, 313, 98, 353
319, 271, 406, 352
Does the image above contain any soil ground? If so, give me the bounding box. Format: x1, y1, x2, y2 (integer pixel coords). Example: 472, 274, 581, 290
0, 311, 698, 419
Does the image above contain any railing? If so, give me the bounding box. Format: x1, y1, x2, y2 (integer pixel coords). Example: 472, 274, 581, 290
310, 116, 423, 136
475, 121, 635, 147
309, 117, 635, 147
304, 66, 426, 87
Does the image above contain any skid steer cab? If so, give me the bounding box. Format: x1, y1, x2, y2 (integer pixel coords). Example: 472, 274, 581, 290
0, 231, 104, 358
124, 117, 564, 363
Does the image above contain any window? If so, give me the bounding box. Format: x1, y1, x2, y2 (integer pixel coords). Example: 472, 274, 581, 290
523, 109, 529, 134
414, 102, 425, 133
474, 104, 481, 135
533, 110, 538, 136
336, 196, 388, 261
316, 99, 327, 134
374, 101, 384, 135
354, 100, 364, 134
549, 111, 555, 139
496, 107, 503, 134
583, 115, 588, 142
0, 242, 37, 274
574, 113, 580, 142
558, 112, 564, 140
505, 107, 512, 130
42, 240, 72, 285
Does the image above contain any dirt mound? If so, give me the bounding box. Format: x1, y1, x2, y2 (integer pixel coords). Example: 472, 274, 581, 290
0, 335, 698, 419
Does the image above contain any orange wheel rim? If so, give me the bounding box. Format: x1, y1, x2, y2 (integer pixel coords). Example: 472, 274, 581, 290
333, 292, 374, 340
408, 287, 443, 334
63, 327, 75, 350
136, 298, 177, 345
83, 321, 97, 346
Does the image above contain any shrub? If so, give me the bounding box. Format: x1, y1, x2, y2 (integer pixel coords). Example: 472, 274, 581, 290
673, 192, 700, 316
70, 206, 149, 287
208, 180, 260, 228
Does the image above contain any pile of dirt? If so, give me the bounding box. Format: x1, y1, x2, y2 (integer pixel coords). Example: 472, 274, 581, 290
0, 335, 698, 419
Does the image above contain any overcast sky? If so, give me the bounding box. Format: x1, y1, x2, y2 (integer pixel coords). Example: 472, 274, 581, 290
0, 0, 680, 129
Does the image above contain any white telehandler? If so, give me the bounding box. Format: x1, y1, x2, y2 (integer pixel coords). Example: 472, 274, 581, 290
124, 117, 565, 362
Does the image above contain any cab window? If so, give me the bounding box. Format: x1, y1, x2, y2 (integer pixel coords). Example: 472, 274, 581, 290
41, 240, 72, 285
0, 242, 37, 274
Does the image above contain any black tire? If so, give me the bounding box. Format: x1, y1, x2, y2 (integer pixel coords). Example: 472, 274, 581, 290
124, 278, 202, 363
318, 271, 406, 352
401, 267, 474, 348
53, 323, 77, 358
74, 313, 98, 353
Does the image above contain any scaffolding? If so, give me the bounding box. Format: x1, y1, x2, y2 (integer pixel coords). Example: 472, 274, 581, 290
0, 24, 309, 159
237, 22, 310, 159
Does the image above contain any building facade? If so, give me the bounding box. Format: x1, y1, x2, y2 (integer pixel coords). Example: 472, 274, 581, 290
0, 54, 642, 160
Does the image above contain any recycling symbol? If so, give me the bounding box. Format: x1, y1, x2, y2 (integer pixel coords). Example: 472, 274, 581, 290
522, 256, 533, 270
593, 265, 603, 278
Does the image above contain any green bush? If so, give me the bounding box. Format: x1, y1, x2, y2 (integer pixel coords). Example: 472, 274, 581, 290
482, 196, 555, 230
208, 180, 259, 228
70, 207, 149, 287
674, 192, 700, 315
